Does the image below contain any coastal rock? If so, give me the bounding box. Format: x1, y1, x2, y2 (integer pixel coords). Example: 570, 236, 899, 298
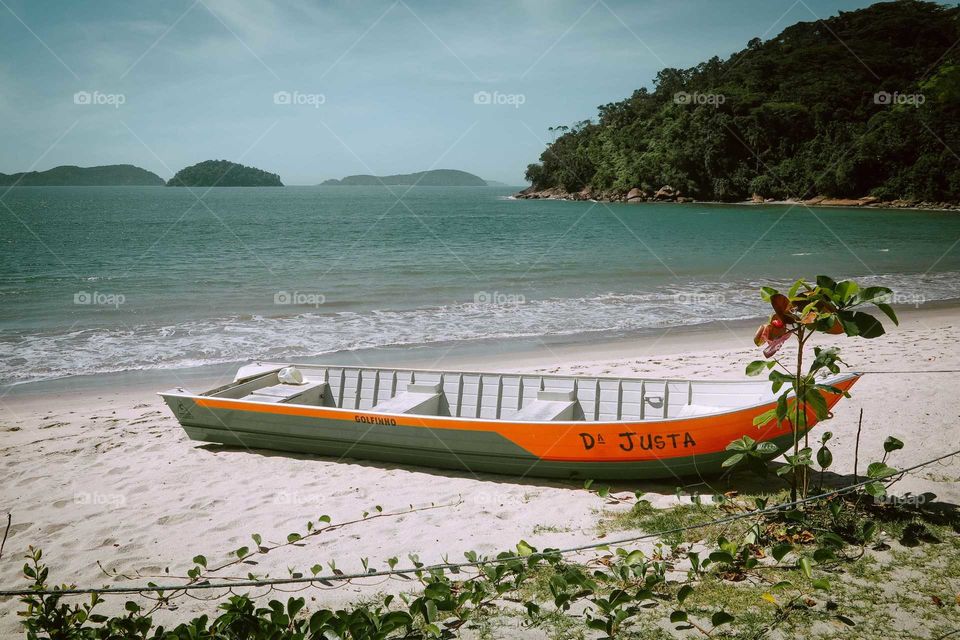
654, 185, 676, 200
804, 195, 827, 205
677, 196, 694, 203
819, 198, 862, 206
858, 195, 880, 205
751, 193, 764, 204
626, 187, 646, 201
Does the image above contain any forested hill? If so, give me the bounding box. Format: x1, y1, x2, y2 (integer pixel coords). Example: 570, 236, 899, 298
322, 169, 487, 186
167, 160, 283, 187
0, 164, 164, 186
522, 1, 960, 204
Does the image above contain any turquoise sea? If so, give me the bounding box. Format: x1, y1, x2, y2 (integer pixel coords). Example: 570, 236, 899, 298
2, 185, 959, 385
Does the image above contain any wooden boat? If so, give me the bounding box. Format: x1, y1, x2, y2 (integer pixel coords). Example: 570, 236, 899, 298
160, 362, 859, 480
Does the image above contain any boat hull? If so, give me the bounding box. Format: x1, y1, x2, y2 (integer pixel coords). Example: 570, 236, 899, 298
161, 374, 858, 480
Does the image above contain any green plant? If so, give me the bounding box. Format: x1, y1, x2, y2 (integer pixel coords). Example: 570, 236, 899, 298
743, 275, 897, 500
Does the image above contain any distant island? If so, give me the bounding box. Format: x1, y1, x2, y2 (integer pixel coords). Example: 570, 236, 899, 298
168, 160, 283, 187
321, 169, 487, 187
519, 0, 960, 209
0, 164, 164, 186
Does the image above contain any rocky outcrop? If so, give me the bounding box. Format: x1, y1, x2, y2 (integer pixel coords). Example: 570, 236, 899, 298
513, 187, 959, 210
819, 198, 862, 206
653, 185, 677, 200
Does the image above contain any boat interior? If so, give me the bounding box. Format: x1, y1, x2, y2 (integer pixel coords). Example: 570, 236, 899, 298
202, 363, 774, 423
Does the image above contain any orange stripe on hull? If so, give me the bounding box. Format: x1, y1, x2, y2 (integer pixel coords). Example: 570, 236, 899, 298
194, 376, 858, 463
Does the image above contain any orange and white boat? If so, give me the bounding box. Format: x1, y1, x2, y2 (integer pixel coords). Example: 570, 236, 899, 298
161, 362, 859, 479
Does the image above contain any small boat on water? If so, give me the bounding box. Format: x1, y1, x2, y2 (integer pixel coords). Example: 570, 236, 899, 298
161, 362, 859, 480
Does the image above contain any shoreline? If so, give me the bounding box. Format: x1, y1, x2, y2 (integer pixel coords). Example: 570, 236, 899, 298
5, 300, 958, 406
513, 187, 960, 212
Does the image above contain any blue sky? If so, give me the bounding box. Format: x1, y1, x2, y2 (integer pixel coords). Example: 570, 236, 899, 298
1, 0, 879, 184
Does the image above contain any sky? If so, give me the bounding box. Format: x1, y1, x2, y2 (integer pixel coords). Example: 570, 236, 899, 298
0, 0, 881, 185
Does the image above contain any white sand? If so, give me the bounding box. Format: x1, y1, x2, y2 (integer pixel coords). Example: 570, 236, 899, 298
1, 305, 958, 633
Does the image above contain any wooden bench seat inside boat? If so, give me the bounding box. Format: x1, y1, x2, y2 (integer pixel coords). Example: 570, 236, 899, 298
245, 381, 329, 405
507, 389, 584, 422
371, 383, 443, 415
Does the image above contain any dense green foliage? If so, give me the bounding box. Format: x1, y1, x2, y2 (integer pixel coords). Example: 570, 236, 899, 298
0, 164, 164, 186
525, 1, 960, 202
322, 169, 487, 186
168, 160, 283, 187
19, 475, 956, 639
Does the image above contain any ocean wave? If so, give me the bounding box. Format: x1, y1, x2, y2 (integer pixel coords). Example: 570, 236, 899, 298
2, 271, 959, 384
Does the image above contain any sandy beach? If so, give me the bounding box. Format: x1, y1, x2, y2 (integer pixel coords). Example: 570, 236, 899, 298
1, 304, 958, 634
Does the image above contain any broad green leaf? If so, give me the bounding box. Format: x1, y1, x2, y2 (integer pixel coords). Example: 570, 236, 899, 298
852, 311, 885, 338
722, 453, 745, 468
854, 286, 892, 305
805, 391, 829, 420
776, 393, 789, 421
711, 611, 735, 627
864, 481, 886, 497
772, 543, 793, 562
753, 408, 777, 428
867, 462, 897, 479
670, 610, 688, 623
798, 557, 812, 579
756, 441, 780, 455
835, 280, 859, 303
787, 279, 804, 298
726, 435, 755, 451
883, 436, 904, 453
746, 360, 768, 376
816, 275, 837, 291
876, 302, 899, 326
817, 446, 833, 470
837, 310, 859, 336
677, 584, 693, 605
